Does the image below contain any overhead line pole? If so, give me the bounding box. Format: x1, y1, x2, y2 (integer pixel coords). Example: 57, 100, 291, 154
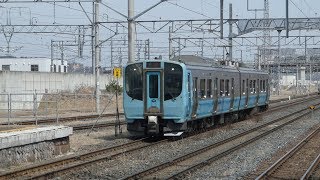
128, 0, 135, 63
127, 0, 167, 63
228, 3, 232, 61
286, 0, 289, 38
95, 1, 101, 113
220, 0, 223, 39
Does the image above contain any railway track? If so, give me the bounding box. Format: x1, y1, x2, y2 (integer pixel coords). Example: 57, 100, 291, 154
123, 102, 320, 180
256, 125, 320, 180
72, 121, 126, 130
0, 113, 124, 126
266, 94, 319, 112
0, 95, 318, 179
0, 137, 167, 180
303, 154, 320, 179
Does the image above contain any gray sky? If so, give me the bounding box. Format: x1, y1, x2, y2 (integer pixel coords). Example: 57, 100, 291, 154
0, 0, 319, 65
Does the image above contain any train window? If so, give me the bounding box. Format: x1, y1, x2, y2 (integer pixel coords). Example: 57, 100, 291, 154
193, 78, 198, 99
149, 75, 159, 98
249, 80, 253, 94
263, 80, 266, 92
266, 80, 269, 92
242, 80, 245, 95
207, 79, 212, 98
125, 63, 143, 100
260, 80, 263, 92
214, 78, 218, 98
253, 80, 256, 93
220, 79, 225, 96
225, 79, 230, 96
200, 79, 206, 98
164, 63, 183, 100
231, 78, 234, 96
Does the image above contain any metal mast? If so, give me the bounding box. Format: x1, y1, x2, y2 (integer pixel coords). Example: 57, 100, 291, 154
128, 0, 136, 63
262, 0, 271, 70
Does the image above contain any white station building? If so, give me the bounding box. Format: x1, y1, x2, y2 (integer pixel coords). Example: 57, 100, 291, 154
0, 56, 68, 73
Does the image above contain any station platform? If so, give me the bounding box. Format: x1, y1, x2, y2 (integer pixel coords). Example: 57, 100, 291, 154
0, 125, 73, 168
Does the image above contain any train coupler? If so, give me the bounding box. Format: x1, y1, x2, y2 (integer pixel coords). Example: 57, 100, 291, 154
147, 116, 160, 134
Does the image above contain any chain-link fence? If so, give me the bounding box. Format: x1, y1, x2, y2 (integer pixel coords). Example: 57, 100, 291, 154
0, 92, 122, 125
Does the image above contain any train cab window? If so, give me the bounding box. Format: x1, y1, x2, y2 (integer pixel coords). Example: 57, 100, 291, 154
253, 80, 256, 93
263, 80, 266, 92
242, 80, 246, 95
260, 80, 263, 92
220, 79, 225, 96
249, 80, 253, 94
207, 79, 212, 98
225, 79, 230, 96
125, 63, 143, 100
164, 63, 183, 100
199, 79, 206, 98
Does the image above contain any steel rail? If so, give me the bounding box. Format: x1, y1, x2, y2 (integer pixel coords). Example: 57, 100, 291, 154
167, 108, 319, 180
124, 102, 320, 180
301, 154, 320, 180
71, 121, 126, 130
0, 113, 124, 126
256, 126, 320, 180
265, 95, 318, 113
0, 138, 166, 179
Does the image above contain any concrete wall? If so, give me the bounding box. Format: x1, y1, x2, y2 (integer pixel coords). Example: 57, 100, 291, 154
0, 137, 70, 168
0, 71, 123, 109
0, 71, 121, 94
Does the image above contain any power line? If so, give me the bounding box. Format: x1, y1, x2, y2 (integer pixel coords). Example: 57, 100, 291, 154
289, 0, 309, 18
302, 0, 317, 16
167, 1, 212, 18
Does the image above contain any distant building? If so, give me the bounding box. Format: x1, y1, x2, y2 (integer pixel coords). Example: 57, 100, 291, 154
0, 56, 68, 73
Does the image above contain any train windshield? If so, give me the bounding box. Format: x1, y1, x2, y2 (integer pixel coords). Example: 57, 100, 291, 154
125, 63, 143, 100
164, 63, 183, 100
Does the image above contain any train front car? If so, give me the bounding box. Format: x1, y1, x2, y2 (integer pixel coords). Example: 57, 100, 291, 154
123, 60, 189, 137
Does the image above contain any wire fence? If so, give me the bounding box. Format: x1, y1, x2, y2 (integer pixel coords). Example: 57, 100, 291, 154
0, 92, 122, 125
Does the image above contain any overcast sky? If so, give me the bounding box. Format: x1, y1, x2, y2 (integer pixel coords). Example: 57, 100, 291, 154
0, 0, 319, 65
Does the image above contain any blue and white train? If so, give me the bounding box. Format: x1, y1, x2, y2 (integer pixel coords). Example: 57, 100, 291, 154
123, 55, 270, 136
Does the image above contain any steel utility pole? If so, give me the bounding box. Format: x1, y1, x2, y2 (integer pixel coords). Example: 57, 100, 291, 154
220, 0, 224, 39
228, 3, 233, 61
94, 1, 101, 113
127, 0, 167, 63
128, 0, 136, 63
277, 29, 281, 95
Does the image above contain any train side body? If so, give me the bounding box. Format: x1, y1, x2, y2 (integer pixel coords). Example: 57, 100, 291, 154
123, 57, 270, 136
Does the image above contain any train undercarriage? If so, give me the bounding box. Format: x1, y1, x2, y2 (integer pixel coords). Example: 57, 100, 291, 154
127, 105, 269, 137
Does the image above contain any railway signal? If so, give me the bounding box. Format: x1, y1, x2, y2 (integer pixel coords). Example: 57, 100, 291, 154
113, 67, 122, 78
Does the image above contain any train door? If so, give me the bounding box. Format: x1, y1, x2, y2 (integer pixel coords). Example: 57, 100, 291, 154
230, 78, 235, 110
245, 78, 249, 107
266, 79, 270, 102
187, 72, 192, 117
256, 79, 260, 106
191, 77, 198, 118
213, 78, 218, 113
145, 71, 162, 115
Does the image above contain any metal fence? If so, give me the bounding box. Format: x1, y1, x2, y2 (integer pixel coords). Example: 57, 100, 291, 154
0, 92, 121, 125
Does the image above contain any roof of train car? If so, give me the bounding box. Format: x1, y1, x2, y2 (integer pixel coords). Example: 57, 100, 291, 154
124, 55, 268, 75
171, 55, 268, 75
